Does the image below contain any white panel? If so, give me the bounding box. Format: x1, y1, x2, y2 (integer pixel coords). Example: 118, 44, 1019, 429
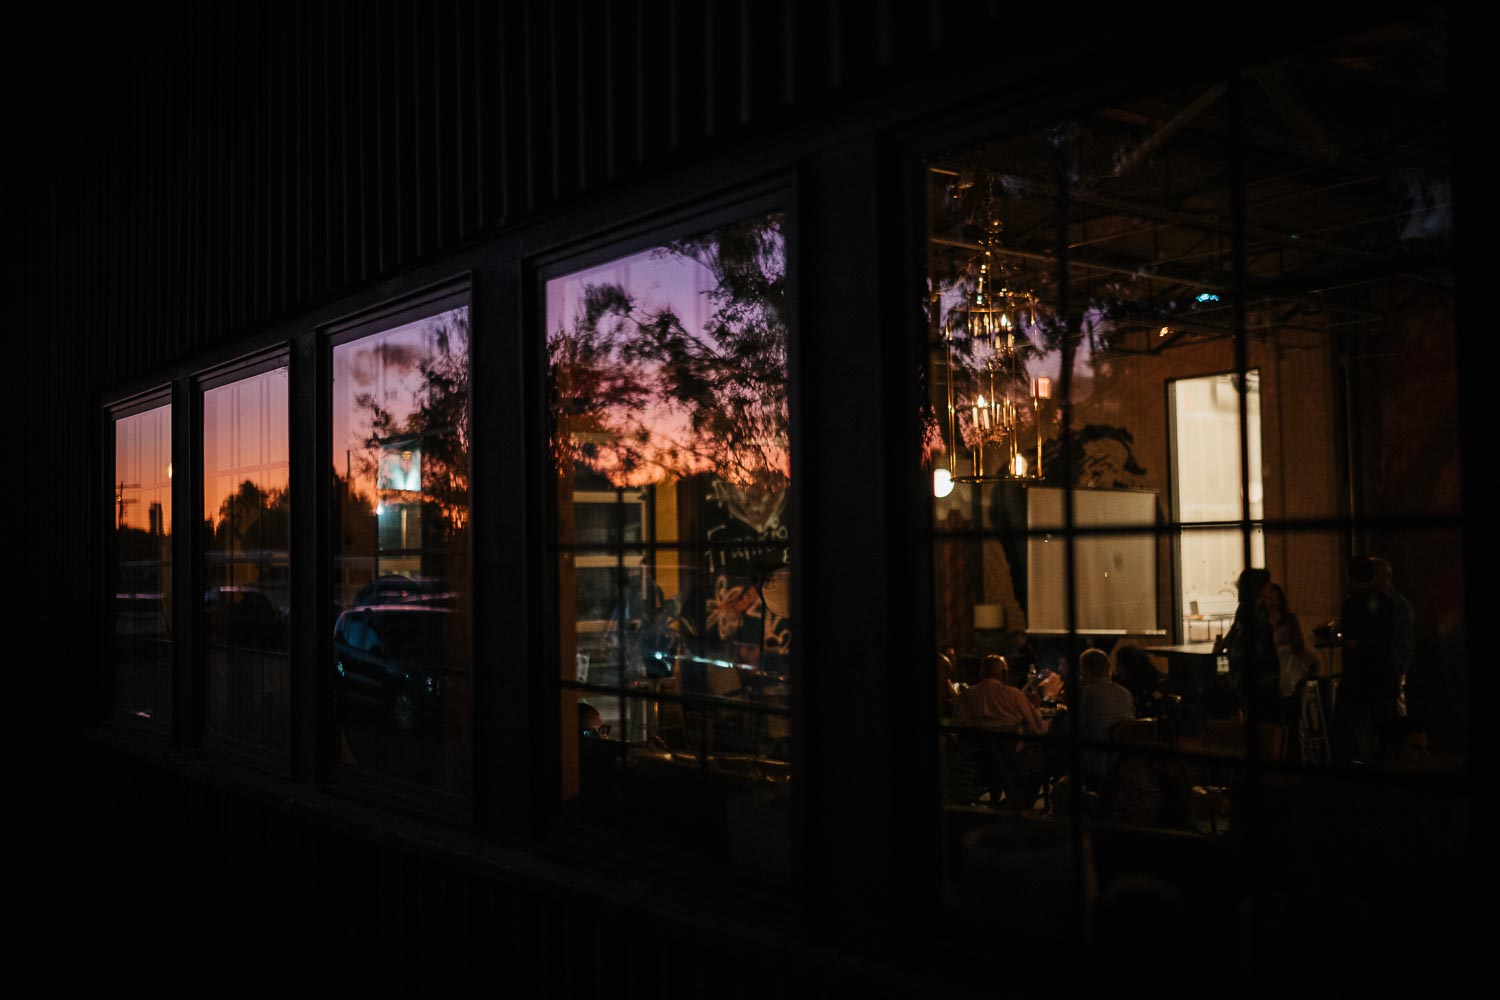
1027, 487, 1157, 632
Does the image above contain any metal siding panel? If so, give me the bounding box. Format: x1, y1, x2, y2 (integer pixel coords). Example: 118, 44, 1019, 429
547, 0, 564, 201
575, 0, 598, 190
639, 0, 670, 159
454, 0, 477, 239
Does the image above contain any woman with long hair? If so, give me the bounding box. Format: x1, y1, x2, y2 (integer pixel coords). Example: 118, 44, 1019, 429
1264, 582, 1317, 698
1225, 568, 1281, 723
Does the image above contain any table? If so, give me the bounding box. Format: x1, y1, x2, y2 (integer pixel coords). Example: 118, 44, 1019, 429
1142, 642, 1222, 703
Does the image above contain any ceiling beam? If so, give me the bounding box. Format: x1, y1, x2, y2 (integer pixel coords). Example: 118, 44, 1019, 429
1111, 84, 1228, 179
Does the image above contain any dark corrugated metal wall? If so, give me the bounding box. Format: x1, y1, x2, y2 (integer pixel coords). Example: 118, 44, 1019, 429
38, 0, 980, 374
24, 0, 1004, 720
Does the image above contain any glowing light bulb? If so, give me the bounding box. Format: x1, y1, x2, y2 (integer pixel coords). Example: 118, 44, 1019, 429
933, 468, 955, 499
1011, 453, 1028, 477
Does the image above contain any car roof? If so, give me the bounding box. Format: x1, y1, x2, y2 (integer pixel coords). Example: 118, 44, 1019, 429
341, 603, 454, 616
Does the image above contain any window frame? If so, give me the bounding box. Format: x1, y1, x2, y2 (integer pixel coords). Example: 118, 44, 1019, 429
103, 386, 178, 741
194, 347, 295, 775
529, 181, 804, 890
318, 278, 476, 821
902, 28, 1470, 974
1165, 367, 1266, 644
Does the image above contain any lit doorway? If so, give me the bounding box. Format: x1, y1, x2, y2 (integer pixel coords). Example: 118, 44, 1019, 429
1169, 371, 1264, 643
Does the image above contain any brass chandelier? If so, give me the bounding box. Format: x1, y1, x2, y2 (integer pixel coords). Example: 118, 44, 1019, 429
942, 191, 1051, 486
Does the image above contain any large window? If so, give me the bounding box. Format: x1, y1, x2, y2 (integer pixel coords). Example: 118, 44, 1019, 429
112, 398, 173, 727
923, 17, 1464, 947
202, 362, 291, 754
331, 299, 472, 796
546, 211, 792, 876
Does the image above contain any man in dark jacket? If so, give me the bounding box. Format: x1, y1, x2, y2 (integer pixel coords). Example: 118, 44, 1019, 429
1334, 556, 1400, 760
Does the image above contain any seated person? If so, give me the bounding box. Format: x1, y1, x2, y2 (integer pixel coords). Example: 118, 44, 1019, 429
1077, 648, 1136, 786
1114, 644, 1182, 742
953, 655, 1050, 810
953, 654, 1047, 734
578, 702, 610, 739
954, 653, 982, 687
580, 701, 672, 751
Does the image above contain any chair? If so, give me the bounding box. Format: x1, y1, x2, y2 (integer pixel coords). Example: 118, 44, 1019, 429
1111, 718, 1158, 745
954, 727, 1031, 809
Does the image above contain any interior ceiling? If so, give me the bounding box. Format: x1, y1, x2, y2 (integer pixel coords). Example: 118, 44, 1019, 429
927, 22, 1451, 347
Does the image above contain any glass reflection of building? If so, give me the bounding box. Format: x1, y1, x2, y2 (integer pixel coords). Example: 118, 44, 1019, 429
331, 303, 472, 795
202, 365, 291, 754
112, 401, 173, 727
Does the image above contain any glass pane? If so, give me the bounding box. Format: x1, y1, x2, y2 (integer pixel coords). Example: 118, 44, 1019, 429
926, 15, 1464, 968
332, 305, 471, 793
113, 403, 173, 725
1244, 32, 1457, 521
925, 82, 1253, 921
202, 367, 291, 751
1170, 373, 1262, 524
548, 214, 791, 875
1177, 525, 1265, 637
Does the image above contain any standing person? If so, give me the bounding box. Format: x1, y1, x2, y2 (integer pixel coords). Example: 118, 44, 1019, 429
1334, 556, 1400, 761
1266, 583, 1318, 697
1371, 557, 1415, 716
1265, 582, 1318, 760
1224, 568, 1280, 724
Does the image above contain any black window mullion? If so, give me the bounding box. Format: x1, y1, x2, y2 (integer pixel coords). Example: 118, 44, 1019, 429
614, 488, 626, 738
1227, 70, 1269, 970
475, 257, 533, 838
97, 408, 115, 727
290, 330, 320, 784
1053, 133, 1087, 934
176, 375, 202, 748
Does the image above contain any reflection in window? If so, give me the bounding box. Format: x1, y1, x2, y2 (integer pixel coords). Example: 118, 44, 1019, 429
331, 305, 471, 794
548, 214, 791, 875
203, 367, 291, 751
113, 403, 173, 725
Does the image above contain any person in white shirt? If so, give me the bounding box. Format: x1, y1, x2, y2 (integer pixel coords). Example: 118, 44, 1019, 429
1077, 648, 1136, 786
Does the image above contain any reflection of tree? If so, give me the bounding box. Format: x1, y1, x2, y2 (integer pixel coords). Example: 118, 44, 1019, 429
209, 480, 290, 553
351, 312, 471, 541
548, 216, 789, 491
